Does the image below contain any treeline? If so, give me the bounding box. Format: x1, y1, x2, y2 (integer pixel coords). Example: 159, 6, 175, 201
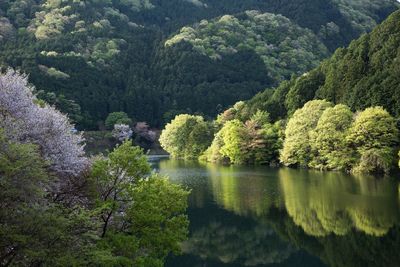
0, 0, 397, 129
160, 101, 399, 174
160, 11, 400, 175
0, 69, 189, 266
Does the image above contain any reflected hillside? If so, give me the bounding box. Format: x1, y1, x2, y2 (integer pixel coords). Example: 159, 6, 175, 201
279, 169, 400, 236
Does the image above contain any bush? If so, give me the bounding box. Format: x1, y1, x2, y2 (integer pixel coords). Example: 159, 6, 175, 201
105, 112, 133, 130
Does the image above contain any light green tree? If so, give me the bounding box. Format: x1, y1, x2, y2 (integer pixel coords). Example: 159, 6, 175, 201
309, 104, 355, 170
347, 107, 399, 174
160, 114, 213, 159
219, 119, 250, 164
90, 140, 150, 238
200, 130, 227, 163
126, 176, 189, 267
280, 100, 333, 167
90, 140, 189, 266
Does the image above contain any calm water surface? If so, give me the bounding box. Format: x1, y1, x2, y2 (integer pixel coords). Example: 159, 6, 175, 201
150, 158, 400, 267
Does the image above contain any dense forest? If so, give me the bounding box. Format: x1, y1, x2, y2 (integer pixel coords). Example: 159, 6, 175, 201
160, 9, 400, 175
245, 8, 400, 120
0, 0, 398, 128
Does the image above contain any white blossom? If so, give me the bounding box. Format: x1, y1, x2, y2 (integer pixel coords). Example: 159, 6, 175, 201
0, 68, 89, 176
112, 124, 132, 141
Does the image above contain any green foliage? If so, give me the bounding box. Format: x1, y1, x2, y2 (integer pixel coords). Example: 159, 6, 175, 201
347, 107, 399, 174
280, 100, 333, 167
0, 0, 396, 128
36, 90, 84, 125
332, 0, 398, 33
314, 10, 400, 117
244, 78, 294, 121
90, 140, 150, 237
216, 101, 249, 125
90, 140, 189, 265
105, 111, 133, 129
160, 114, 213, 159
92, 140, 150, 182
1, 124, 189, 266
203, 111, 282, 165
245, 113, 282, 165
166, 11, 329, 83
169, 10, 400, 172
201, 131, 227, 163
279, 102, 399, 173
0, 129, 98, 266
284, 69, 326, 116
279, 102, 400, 174
219, 119, 250, 165
127, 176, 190, 266
250, 110, 270, 126
244, 10, 400, 127
309, 104, 355, 170
351, 147, 396, 175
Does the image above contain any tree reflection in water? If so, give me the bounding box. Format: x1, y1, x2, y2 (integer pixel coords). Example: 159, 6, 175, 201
279, 168, 400, 237
157, 159, 400, 267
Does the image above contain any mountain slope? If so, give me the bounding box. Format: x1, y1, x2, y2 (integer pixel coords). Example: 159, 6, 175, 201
244, 9, 400, 121
0, 0, 398, 128
165, 11, 329, 82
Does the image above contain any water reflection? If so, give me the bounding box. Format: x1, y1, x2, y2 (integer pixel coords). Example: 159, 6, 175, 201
279, 169, 400, 237
207, 164, 281, 217
182, 221, 296, 266
155, 159, 400, 267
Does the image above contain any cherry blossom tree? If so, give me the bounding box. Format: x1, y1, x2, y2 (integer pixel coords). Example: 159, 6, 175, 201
112, 123, 133, 141
0, 68, 89, 177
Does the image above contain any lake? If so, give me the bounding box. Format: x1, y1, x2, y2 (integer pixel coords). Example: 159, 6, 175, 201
149, 157, 400, 267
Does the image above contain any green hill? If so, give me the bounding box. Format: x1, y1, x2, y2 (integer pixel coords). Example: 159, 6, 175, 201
245, 9, 400, 121
0, 0, 397, 128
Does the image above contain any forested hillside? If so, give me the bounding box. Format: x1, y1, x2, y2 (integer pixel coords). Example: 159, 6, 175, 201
161, 10, 400, 174
0, 0, 398, 128
244, 9, 400, 121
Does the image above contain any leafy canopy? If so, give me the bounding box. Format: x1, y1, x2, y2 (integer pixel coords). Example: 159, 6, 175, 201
160, 114, 214, 159
280, 100, 333, 167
